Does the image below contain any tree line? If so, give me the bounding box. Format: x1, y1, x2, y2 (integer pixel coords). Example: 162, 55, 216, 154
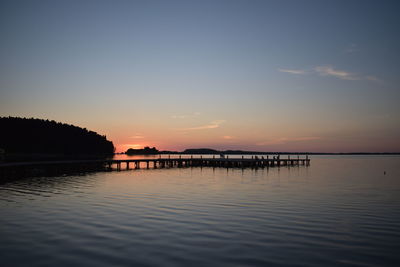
0, 117, 114, 155
126, 146, 159, 155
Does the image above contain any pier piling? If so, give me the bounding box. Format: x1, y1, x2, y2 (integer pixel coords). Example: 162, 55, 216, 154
0, 156, 311, 177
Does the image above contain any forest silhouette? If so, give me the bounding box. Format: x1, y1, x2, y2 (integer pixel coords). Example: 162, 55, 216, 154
126, 147, 159, 155
0, 117, 114, 156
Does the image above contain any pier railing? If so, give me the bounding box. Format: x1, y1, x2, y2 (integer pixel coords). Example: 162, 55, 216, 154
104, 155, 310, 170
0, 155, 310, 177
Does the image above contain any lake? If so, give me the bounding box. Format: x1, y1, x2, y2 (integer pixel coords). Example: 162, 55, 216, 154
1, 155, 400, 266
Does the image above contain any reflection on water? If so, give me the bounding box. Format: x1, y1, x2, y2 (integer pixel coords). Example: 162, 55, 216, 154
1, 156, 400, 266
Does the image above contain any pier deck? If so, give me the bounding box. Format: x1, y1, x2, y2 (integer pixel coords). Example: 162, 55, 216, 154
0, 155, 310, 172
106, 156, 310, 170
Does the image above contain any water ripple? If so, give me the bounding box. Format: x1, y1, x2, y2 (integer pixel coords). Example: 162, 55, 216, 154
1, 156, 400, 266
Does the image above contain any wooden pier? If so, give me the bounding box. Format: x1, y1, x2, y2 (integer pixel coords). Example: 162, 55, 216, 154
0, 155, 310, 178
107, 155, 310, 170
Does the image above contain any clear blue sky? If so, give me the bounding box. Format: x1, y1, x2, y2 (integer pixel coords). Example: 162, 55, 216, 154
1, 0, 399, 152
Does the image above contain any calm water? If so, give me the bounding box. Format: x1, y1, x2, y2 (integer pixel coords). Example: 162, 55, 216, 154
1, 156, 400, 267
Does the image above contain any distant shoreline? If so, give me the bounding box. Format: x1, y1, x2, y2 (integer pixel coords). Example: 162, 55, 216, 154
161, 153, 400, 155
152, 148, 400, 155
134, 151, 400, 156
2, 150, 399, 164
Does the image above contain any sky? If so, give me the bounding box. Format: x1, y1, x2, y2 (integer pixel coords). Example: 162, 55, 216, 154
1, 0, 399, 152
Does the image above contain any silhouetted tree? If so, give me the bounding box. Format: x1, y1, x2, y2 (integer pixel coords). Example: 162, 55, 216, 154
0, 117, 115, 155
126, 146, 159, 155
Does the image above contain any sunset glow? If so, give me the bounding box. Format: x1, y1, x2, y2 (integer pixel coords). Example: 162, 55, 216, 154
1, 1, 399, 153
1, 2, 400, 266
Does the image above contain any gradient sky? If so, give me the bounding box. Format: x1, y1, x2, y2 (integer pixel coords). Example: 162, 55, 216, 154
1, 0, 399, 152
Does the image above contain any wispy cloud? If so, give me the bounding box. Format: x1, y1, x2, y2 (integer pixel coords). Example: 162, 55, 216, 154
256, 136, 321, 146
222, 135, 235, 140
278, 68, 307, 75
171, 112, 201, 119
179, 120, 226, 131
279, 65, 381, 83
314, 65, 359, 80
365, 75, 383, 84
122, 144, 144, 149
130, 134, 144, 139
